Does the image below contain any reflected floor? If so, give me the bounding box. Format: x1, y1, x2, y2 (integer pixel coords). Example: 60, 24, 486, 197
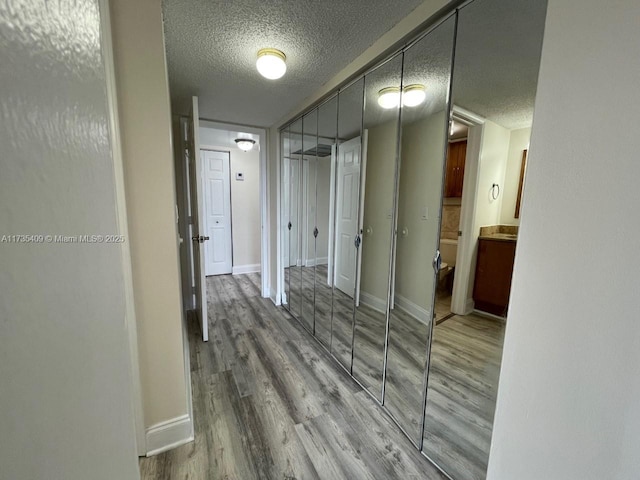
139, 273, 446, 480
423, 313, 505, 480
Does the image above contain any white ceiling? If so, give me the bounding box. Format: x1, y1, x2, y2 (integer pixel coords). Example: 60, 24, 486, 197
162, 0, 428, 127
199, 125, 260, 151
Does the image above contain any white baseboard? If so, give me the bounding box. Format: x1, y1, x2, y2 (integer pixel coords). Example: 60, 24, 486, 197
232, 263, 260, 275
394, 294, 431, 325
359, 291, 387, 314
304, 256, 328, 267
145, 414, 194, 457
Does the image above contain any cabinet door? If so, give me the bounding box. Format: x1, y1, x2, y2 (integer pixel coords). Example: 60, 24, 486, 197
444, 140, 467, 198
473, 239, 516, 316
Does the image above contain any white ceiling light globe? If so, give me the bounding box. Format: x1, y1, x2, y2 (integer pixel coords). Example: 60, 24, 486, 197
235, 138, 256, 151
402, 84, 426, 107
256, 48, 287, 80
378, 87, 400, 109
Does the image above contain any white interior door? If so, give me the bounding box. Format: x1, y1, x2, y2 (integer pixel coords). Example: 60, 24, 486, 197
202, 150, 232, 276
334, 136, 361, 297
187, 96, 209, 341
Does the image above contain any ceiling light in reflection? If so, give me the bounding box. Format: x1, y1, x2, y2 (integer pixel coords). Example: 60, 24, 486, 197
402, 84, 426, 107
378, 87, 401, 109
235, 138, 256, 151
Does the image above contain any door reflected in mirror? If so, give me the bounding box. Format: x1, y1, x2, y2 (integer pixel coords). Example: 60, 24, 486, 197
330, 79, 364, 369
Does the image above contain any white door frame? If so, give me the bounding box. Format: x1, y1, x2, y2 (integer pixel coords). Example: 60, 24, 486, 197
197, 119, 269, 298
450, 105, 487, 315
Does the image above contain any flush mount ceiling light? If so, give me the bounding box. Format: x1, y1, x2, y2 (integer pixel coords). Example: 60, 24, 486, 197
235, 138, 256, 151
378, 84, 427, 109
378, 87, 400, 109
402, 84, 426, 107
256, 48, 287, 79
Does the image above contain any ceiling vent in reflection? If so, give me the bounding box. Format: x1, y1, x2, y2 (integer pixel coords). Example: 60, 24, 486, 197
292, 144, 333, 157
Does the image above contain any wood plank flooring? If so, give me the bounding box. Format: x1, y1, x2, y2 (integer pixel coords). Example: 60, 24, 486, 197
423, 314, 505, 480
284, 263, 506, 480
139, 273, 447, 480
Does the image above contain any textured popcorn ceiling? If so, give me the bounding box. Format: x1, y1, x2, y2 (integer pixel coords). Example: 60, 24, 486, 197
452, 0, 548, 129
162, 0, 426, 127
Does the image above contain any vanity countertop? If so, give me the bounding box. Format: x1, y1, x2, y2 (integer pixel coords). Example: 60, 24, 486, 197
478, 225, 518, 242
478, 233, 517, 242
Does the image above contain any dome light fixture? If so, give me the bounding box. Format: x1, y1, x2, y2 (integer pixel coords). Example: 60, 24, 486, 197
235, 138, 256, 151
256, 48, 287, 80
402, 84, 426, 107
378, 84, 427, 109
378, 87, 401, 109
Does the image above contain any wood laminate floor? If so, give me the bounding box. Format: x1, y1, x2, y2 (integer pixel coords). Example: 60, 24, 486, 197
284, 264, 505, 480
140, 273, 447, 480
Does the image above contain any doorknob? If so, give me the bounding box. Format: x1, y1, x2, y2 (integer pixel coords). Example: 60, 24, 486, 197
192, 234, 210, 243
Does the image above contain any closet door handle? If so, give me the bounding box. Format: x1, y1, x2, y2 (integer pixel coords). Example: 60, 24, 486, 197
288, 222, 292, 231
354, 235, 361, 249
432, 250, 441, 274
313, 227, 318, 238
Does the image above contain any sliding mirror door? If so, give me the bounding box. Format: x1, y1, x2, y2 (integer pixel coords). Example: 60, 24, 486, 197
288, 118, 303, 319
384, 15, 456, 445
314, 97, 338, 347
330, 79, 364, 369
421, 0, 547, 478
282, 125, 291, 309
300, 111, 318, 332
351, 55, 403, 399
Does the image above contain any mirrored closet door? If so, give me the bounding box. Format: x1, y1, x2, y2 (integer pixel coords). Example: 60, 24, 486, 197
383, 14, 456, 446
314, 97, 338, 348
300, 111, 318, 333
330, 78, 364, 369
350, 54, 403, 400
287, 118, 303, 319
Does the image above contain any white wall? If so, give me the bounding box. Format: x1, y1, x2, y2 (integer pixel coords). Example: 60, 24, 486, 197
395, 112, 446, 312
487, 0, 640, 478
199, 126, 262, 271
499, 127, 531, 225
111, 0, 190, 445
0, 0, 139, 478
360, 123, 398, 303
230, 148, 261, 269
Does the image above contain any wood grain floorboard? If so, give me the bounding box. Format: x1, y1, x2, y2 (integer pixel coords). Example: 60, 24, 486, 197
141, 273, 446, 480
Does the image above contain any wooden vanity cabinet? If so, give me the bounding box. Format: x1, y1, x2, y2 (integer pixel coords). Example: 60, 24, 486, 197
473, 238, 516, 317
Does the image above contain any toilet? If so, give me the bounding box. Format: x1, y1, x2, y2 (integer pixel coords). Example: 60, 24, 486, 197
438, 238, 458, 294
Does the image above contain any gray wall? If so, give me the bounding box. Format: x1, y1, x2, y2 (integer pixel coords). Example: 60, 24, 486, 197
487, 0, 640, 478
0, 0, 139, 478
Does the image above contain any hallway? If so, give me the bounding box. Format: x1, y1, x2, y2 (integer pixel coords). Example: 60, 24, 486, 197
139, 273, 446, 479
